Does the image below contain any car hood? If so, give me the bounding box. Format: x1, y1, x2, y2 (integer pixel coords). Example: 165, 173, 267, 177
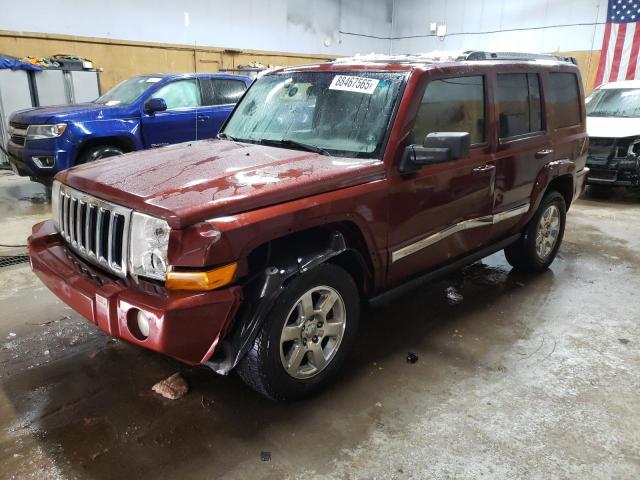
587, 115, 640, 138
10, 103, 131, 124
58, 140, 385, 228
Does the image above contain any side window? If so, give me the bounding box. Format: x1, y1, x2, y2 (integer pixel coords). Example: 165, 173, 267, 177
496, 73, 543, 138
151, 79, 202, 109
412, 75, 485, 146
203, 79, 247, 105
528, 74, 542, 132
548, 72, 581, 128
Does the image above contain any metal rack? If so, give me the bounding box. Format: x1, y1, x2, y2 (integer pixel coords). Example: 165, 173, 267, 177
0, 67, 101, 168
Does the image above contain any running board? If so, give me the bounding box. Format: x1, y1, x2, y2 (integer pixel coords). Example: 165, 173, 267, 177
369, 233, 521, 306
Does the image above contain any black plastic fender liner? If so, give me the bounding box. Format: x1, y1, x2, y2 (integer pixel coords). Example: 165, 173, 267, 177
204, 232, 350, 375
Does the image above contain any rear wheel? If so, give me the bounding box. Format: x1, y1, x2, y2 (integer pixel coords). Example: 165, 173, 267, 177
79, 145, 124, 164
504, 191, 566, 272
237, 263, 360, 401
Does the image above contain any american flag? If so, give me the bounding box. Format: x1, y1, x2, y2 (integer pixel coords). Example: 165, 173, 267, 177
595, 0, 640, 86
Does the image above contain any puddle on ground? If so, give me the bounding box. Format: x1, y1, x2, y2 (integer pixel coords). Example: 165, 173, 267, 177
18, 193, 49, 204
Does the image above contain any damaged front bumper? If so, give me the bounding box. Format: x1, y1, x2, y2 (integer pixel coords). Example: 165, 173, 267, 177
28, 220, 243, 366
587, 158, 640, 186
587, 138, 640, 187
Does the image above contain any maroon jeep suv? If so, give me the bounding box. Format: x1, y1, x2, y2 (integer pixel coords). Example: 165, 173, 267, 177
29, 52, 589, 400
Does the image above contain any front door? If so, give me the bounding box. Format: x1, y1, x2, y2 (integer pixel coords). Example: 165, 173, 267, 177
197, 78, 248, 139
141, 78, 202, 147
387, 74, 496, 286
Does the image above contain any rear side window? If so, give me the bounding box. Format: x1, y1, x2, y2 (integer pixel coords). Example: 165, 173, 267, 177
496, 73, 543, 138
412, 76, 485, 145
548, 72, 581, 128
202, 78, 247, 105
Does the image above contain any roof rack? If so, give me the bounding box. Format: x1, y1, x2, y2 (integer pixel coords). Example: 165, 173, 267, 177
459, 51, 577, 65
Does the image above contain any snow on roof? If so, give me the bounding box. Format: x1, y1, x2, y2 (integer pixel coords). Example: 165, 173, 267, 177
333, 51, 464, 65
332, 51, 575, 66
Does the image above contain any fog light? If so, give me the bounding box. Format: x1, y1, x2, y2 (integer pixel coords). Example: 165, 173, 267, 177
32, 156, 55, 168
136, 311, 150, 339
127, 308, 152, 340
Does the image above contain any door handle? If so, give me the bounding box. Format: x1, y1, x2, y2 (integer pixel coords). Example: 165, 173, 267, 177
198, 116, 210, 122
535, 148, 554, 158
472, 164, 496, 173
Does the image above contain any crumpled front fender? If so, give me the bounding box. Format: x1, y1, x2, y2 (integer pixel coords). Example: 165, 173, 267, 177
205, 231, 349, 374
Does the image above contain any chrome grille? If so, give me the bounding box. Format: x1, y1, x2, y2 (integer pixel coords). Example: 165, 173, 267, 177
57, 184, 131, 278
8, 121, 27, 146
588, 137, 632, 163
10, 135, 25, 146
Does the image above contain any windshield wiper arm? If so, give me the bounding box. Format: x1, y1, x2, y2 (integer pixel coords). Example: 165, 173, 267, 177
259, 138, 331, 156
217, 132, 236, 141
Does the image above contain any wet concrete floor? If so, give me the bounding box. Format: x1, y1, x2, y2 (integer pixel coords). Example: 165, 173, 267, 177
0, 173, 638, 479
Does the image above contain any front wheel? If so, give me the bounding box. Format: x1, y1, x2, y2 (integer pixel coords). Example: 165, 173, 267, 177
237, 263, 360, 401
504, 191, 566, 272
79, 145, 124, 164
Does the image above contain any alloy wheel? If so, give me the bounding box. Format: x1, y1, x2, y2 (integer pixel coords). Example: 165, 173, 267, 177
535, 204, 561, 259
279, 286, 347, 379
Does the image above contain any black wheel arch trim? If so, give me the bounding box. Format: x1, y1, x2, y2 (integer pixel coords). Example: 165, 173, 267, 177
205, 231, 356, 375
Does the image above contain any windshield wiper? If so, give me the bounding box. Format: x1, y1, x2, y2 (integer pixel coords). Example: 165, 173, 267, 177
259, 138, 331, 156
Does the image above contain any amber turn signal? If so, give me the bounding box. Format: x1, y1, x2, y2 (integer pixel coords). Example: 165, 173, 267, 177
166, 263, 237, 291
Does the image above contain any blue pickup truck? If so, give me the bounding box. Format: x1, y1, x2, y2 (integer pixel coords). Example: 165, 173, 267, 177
7, 73, 252, 183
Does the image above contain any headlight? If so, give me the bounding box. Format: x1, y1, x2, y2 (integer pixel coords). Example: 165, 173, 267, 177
51, 180, 61, 229
129, 212, 171, 281
26, 123, 67, 140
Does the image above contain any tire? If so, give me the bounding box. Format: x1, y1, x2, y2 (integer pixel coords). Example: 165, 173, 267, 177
587, 184, 614, 199
237, 263, 360, 401
78, 145, 124, 164
504, 191, 566, 272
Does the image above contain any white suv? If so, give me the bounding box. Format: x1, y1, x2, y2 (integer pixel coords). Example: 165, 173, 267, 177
586, 80, 640, 193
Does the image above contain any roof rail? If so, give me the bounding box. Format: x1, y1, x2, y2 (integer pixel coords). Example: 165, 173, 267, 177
459, 51, 578, 65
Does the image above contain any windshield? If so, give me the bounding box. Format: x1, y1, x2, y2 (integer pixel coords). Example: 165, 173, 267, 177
94, 76, 163, 106
222, 71, 405, 158
586, 88, 640, 117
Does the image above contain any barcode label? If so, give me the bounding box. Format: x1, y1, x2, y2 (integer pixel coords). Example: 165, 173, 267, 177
329, 75, 379, 94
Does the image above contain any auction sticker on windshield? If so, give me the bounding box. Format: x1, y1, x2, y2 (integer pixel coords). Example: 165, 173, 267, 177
329, 75, 380, 94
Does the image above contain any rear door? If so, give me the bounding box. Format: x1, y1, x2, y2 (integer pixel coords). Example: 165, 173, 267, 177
141, 78, 202, 147
197, 78, 248, 139
387, 74, 496, 285
546, 71, 586, 185
489, 71, 549, 239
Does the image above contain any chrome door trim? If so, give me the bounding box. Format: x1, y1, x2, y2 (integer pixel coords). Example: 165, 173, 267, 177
391, 203, 530, 263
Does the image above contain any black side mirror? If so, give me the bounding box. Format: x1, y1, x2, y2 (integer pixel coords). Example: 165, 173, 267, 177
399, 132, 470, 173
144, 97, 167, 114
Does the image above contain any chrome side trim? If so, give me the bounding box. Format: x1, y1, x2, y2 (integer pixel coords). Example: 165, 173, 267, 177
492, 203, 530, 223
391, 203, 530, 263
